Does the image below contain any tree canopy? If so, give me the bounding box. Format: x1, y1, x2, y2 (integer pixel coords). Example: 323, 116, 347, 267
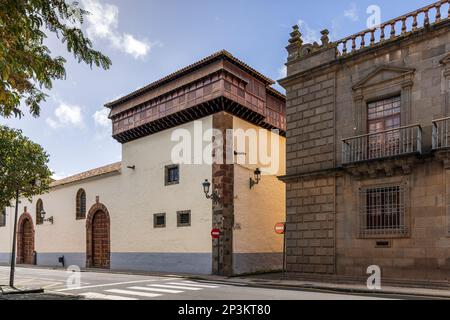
0, 0, 112, 118
0, 125, 52, 208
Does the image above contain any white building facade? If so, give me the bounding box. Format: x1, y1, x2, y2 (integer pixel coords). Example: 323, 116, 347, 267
0, 51, 286, 275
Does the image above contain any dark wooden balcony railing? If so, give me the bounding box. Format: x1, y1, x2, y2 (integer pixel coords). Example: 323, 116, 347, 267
335, 0, 449, 56
342, 124, 422, 164
432, 117, 450, 149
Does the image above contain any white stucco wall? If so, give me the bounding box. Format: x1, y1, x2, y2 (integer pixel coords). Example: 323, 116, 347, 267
0, 116, 213, 269
0, 114, 286, 274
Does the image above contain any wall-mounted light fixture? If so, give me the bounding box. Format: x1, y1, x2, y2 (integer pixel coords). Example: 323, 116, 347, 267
39, 209, 54, 225
249, 168, 262, 189
202, 179, 220, 204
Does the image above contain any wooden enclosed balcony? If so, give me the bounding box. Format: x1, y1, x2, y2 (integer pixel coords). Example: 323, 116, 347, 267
342, 124, 422, 165
105, 50, 286, 143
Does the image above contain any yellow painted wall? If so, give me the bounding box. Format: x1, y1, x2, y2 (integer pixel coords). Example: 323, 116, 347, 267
232, 117, 286, 254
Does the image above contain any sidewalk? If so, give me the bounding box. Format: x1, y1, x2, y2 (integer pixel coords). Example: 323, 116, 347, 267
212, 273, 450, 299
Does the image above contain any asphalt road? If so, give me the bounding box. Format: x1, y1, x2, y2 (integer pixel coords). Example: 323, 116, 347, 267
0, 266, 396, 300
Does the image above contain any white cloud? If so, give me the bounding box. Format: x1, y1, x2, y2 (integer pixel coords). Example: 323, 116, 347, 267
45, 118, 60, 129
93, 108, 110, 128
122, 34, 151, 59
92, 108, 112, 140
81, 0, 153, 59
344, 3, 359, 22
51, 171, 71, 180
297, 19, 320, 44
46, 103, 84, 129
278, 65, 287, 79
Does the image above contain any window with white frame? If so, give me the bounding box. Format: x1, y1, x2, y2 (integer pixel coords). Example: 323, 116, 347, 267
359, 184, 407, 237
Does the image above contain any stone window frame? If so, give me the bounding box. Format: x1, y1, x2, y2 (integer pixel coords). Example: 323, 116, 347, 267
441, 54, 450, 116
165, 164, 180, 186
36, 199, 44, 225
0, 207, 6, 227
153, 213, 166, 228
356, 176, 411, 239
76, 189, 87, 220
177, 210, 191, 227
352, 66, 415, 136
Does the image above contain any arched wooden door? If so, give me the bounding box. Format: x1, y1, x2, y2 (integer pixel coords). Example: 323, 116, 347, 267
17, 213, 35, 265
86, 203, 110, 269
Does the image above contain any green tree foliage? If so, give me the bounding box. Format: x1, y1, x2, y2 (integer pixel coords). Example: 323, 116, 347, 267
0, 125, 52, 208
0, 0, 112, 118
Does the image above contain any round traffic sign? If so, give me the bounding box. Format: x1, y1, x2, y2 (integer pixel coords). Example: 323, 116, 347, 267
274, 222, 285, 235
211, 228, 221, 239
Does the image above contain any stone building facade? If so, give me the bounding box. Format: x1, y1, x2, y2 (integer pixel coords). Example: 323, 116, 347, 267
0, 51, 286, 276
279, 1, 450, 284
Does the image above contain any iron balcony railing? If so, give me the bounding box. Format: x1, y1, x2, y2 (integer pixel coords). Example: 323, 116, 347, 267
342, 124, 422, 164
432, 117, 450, 150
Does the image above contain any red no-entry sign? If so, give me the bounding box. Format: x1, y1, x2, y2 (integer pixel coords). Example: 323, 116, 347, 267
274, 222, 285, 235
211, 228, 221, 239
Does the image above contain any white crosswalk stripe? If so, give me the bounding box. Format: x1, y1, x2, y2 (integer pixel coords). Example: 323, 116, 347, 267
73, 279, 224, 300
174, 281, 219, 288
148, 284, 202, 291
105, 289, 163, 298
128, 286, 183, 294
80, 292, 138, 300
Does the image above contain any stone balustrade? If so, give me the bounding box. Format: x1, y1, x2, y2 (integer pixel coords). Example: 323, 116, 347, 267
335, 0, 450, 56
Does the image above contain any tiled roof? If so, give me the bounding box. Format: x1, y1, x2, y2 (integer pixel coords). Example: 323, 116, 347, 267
267, 86, 286, 100
105, 50, 277, 108
51, 162, 121, 187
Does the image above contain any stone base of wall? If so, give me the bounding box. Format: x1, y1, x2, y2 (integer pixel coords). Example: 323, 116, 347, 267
111, 253, 213, 275
232, 253, 283, 275
1, 252, 214, 275
0, 253, 10, 264
36, 253, 85, 268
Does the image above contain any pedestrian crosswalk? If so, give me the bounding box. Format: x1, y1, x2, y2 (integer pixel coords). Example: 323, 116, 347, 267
79, 280, 223, 300
80, 292, 138, 300
149, 284, 202, 291
105, 289, 162, 298
128, 286, 183, 294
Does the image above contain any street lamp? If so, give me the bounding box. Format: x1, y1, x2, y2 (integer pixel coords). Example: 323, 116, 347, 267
39, 209, 54, 225
202, 179, 220, 204
249, 168, 262, 189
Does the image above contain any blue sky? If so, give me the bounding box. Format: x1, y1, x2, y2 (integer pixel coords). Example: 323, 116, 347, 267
0, 0, 435, 179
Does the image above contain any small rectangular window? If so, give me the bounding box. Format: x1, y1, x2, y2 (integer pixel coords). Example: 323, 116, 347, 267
177, 210, 191, 227
359, 185, 407, 237
153, 213, 166, 228
0, 208, 6, 227
165, 165, 179, 186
